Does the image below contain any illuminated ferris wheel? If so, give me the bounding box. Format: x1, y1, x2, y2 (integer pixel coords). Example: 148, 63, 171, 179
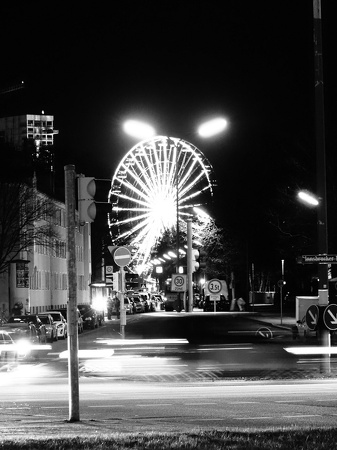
108, 136, 216, 273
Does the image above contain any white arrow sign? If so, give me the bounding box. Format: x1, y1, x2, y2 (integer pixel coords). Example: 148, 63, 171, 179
308, 310, 317, 325
328, 309, 337, 325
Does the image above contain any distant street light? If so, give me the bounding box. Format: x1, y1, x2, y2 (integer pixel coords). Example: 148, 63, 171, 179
297, 190, 319, 206
197, 117, 228, 138
123, 120, 156, 139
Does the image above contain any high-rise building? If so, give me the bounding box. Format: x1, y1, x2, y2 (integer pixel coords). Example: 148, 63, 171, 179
0, 112, 58, 153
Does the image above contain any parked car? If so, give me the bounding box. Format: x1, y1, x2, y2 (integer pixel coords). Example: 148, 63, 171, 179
45, 311, 67, 340
3, 315, 43, 344
0, 329, 18, 369
131, 296, 144, 313
124, 298, 134, 315
58, 308, 84, 334
38, 314, 58, 343
78, 304, 98, 329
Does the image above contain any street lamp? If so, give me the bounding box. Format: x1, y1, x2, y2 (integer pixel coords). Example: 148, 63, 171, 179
123, 116, 228, 308
297, 190, 319, 206
123, 120, 156, 140
197, 118, 228, 138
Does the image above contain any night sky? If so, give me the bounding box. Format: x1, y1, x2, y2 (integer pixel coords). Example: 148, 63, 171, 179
1, 1, 337, 285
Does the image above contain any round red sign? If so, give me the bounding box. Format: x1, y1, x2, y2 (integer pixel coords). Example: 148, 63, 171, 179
113, 246, 131, 267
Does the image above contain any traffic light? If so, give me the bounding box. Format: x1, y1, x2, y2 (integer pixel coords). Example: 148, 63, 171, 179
78, 176, 96, 224
199, 249, 207, 270
191, 249, 200, 273
125, 273, 139, 290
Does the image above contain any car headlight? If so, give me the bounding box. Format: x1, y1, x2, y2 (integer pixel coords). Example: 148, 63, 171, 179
15, 339, 31, 357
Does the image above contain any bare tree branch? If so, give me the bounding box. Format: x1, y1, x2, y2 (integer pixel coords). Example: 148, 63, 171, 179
0, 181, 60, 274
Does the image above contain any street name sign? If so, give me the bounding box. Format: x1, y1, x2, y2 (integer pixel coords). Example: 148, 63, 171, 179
323, 304, 337, 331
300, 254, 337, 264
306, 304, 319, 331
171, 274, 187, 292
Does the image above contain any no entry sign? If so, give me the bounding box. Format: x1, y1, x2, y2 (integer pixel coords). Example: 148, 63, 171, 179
112, 246, 131, 267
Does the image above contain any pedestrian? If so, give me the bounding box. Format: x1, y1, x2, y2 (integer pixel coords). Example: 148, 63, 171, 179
230, 297, 238, 311
115, 296, 120, 319
237, 296, 246, 311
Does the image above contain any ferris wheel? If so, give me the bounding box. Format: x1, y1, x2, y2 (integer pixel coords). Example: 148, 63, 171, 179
108, 136, 216, 273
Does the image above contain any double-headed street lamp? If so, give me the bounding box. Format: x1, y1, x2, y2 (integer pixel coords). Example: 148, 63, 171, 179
123, 117, 227, 308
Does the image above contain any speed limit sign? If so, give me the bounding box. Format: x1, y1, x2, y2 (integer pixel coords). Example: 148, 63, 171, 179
208, 279, 222, 294
171, 274, 187, 292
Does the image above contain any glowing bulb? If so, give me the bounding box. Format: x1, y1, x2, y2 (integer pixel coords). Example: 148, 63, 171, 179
123, 120, 156, 139
198, 117, 227, 138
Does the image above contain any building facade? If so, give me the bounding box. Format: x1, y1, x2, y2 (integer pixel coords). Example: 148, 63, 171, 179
0, 113, 58, 151
0, 194, 92, 319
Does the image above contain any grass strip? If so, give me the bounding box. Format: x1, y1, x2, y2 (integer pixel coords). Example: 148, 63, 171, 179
1, 428, 337, 449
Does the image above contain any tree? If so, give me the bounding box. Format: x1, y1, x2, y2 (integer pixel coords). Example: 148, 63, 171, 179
195, 219, 239, 283
147, 216, 240, 286
0, 180, 59, 275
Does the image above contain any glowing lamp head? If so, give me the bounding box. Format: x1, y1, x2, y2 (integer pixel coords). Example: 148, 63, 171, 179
123, 120, 156, 139
198, 117, 228, 138
297, 190, 319, 206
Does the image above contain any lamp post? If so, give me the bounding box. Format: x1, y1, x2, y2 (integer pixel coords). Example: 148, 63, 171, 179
313, 0, 328, 306
123, 116, 228, 309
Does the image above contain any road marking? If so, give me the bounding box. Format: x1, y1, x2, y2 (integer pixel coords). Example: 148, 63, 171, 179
275, 400, 305, 403
229, 401, 260, 404
40, 406, 68, 409
136, 404, 172, 407
282, 415, 321, 418
5, 407, 30, 410
88, 405, 125, 408
185, 402, 217, 406
234, 416, 274, 420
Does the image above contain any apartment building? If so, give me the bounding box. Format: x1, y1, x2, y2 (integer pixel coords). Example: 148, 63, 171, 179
0, 192, 92, 319
0, 113, 58, 151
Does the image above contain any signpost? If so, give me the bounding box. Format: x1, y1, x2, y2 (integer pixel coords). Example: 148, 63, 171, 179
207, 278, 222, 312
113, 246, 132, 267
323, 304, 337, 331
305, 304, 319, 331
171, 274, 187, 292
109, 246, 132, 338
299, 254, 337, 264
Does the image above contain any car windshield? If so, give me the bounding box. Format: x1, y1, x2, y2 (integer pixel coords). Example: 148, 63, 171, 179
58, 310, 68, 319
48, 313, 61, 321
38, 316, 50, 324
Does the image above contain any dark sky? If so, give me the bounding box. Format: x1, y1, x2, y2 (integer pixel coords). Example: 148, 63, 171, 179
1, 1, 336, 267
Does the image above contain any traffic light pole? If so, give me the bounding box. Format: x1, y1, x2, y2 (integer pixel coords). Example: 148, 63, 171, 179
187, 218, 193, 312
119, 269, 126, 338
64, 164, 80, 422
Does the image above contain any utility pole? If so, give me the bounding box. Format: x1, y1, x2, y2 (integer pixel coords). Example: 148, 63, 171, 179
64, 164, 80, 422
187, 218, 193, 312
313, 0, 330, 370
